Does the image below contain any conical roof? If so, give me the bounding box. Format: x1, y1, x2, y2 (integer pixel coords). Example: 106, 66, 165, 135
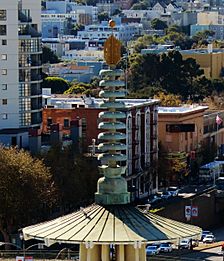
23, 204, 201, 245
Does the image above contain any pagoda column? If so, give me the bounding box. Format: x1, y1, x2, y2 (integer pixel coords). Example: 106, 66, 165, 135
87, 245, 101, 261
101, 245, 110, 261
115, 244, 125, 261
79, 244, 87, 261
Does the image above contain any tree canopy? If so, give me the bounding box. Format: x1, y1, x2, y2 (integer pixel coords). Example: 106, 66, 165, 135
42, 76, 70, 94
42, 46, 60, 64
0, 147, 55, 243
43, 145, 99, 211
151, 18, 168, 30
126, 51, 213, 100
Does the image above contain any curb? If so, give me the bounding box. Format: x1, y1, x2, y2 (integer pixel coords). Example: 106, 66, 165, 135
194, 241, 224, 251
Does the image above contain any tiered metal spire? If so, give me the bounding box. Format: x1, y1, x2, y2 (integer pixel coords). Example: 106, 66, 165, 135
95, 20, 130, 205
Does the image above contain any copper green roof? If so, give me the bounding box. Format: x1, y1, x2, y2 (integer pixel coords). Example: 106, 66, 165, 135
23, 204, 201, 245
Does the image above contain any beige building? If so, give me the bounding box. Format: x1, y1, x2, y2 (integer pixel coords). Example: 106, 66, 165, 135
197, 11, 221, 25
158, 106, 208, 153
181, 49, 224, 79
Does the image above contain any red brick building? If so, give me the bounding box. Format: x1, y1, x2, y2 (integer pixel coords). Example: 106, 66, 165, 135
42, 95, 159, 198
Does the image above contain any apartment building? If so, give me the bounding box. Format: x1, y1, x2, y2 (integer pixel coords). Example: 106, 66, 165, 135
0, 0, 42, 147
42, 95, 159, 198
77, 19, 142, 43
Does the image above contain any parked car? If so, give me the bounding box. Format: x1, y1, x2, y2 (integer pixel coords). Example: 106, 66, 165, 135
159, 243, 172, 252
161, 191, 172, 200
179, 239, 190, 249
203, 235, 216, 243
148, 194, 161, 204
146, 245, 160, 255
201, 230, 212, 241
167, 187, 179, 197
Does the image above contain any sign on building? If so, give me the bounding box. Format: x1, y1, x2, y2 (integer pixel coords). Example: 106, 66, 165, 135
191, 206, 198, 217
185, 206, 192, 219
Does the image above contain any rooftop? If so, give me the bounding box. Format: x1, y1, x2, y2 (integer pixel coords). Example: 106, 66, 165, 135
44, 95, 160, 109
23, 204, 202, 245
158, 106, 208, 114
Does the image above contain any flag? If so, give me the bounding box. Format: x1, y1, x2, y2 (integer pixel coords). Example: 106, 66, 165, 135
216, 114, 223, 125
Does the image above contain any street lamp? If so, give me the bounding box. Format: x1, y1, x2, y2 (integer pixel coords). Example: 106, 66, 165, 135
19, 232, 25, 259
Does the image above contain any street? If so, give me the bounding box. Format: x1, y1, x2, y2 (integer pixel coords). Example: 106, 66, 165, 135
183, 246, 224, 260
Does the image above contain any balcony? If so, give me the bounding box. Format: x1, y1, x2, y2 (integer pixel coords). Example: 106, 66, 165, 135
18, 11, 32, 23
19, 25, 41, 38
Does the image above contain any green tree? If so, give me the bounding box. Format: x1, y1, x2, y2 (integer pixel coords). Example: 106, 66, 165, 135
42, 76, 69, 94
64, 82, 92, 94
72, 24, 85, 36
42, 46, 60, 64
0, 147, 55, 245
43, 145, 99, 211
131, 1, 149, 9
154, 91, 181, 106
151, 18, 168, 30
98, 12, 109, 22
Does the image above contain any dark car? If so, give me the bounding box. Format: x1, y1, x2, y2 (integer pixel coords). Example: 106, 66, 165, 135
148, 194, 161, 204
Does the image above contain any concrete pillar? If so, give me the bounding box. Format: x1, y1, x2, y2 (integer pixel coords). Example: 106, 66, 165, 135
139, 245, 146, 261
115, 245, 125, 261
124, 245, 135, 261
79, 244, 87, 261
87, 245, 101, 261
125, 244, 145, 261
101, 245, 110, 261
28, 128, 41, 155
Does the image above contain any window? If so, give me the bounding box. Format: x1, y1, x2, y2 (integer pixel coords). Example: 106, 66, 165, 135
2, 39, 7, 45
1, 54, 7, 60
0, 25, 6, 35
2, 84, 7, 90
64, 119, 70, 128
0, 10, 6, 20
2, 113, 7, 119
47, 118, 52, 126
2, 99, 7, 105
2, 69, 7, 75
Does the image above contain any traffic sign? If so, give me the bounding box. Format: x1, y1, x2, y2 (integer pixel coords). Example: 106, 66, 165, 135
191, 206, 198, 217
185, 206, 191, 219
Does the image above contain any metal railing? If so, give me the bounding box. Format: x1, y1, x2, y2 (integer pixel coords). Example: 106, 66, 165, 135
0, 250, 79, 260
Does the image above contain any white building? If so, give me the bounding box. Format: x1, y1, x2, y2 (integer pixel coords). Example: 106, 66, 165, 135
77, 20, 143, 43
45, 0, 98, 23
0, 0, 42, 147
122, 10, 160, 20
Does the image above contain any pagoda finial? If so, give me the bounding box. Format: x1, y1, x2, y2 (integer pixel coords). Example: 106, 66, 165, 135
103, 20, 122, 67
95, 20, 130, 205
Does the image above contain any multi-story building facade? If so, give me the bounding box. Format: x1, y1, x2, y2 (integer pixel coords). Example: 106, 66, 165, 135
41, 13, 76, 38
0, 0, 42, 147
191, 24, 224, 40
181, 48, 224, 79
42, 95, 159, 198
158, 106, 208, 153
77, 19, 143, 43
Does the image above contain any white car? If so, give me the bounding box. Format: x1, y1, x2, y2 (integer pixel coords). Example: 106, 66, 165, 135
179, 239, 190, 249
203, 235, 215, 243
146, 245, 160, 255
167, 187, 179, 197
201, 230, 212, 241
159, 243, 172, 252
